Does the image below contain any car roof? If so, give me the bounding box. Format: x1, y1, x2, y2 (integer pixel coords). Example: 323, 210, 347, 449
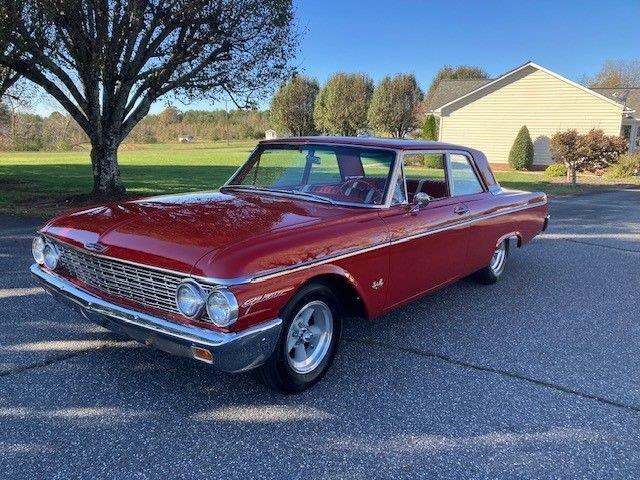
259, 136, 470, 152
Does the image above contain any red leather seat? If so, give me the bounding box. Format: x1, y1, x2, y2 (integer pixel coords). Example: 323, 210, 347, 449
406, 179, 448, 200
419, 180, 448, 198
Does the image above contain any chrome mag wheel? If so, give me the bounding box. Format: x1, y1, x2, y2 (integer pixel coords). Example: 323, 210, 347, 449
285, 300, 334, 375
490, 241, 507, 274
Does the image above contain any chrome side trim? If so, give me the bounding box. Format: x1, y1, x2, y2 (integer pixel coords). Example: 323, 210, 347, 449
247, 199, 548, 283
31, 264, 282, 373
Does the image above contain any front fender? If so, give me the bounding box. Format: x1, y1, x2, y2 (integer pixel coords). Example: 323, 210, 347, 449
228, 260, 384, 332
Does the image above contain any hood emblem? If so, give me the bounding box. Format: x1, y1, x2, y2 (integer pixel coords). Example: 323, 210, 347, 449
84, 242, 108, 253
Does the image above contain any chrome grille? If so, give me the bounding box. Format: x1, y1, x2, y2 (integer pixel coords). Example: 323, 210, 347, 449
55, 241, 213, 317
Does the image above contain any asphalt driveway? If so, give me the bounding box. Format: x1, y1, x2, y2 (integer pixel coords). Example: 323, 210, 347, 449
1, 188, 639, 479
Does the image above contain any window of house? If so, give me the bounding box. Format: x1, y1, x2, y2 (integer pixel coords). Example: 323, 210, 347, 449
449, 154, 484, 196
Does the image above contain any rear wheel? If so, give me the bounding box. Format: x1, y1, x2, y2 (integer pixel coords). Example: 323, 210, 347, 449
474, 239, 509, 284
255, 282, 342, 393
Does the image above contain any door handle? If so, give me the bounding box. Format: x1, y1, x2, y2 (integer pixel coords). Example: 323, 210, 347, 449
454, 205, 469, 215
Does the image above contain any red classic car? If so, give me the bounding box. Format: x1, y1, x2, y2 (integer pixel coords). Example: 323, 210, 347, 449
31, 137, 549, 392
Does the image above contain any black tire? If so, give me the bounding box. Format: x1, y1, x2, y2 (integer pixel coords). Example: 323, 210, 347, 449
255, 282, 343, 394
474, 239, 510, 285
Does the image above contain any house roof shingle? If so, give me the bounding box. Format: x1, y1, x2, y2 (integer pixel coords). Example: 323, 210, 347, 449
424, 79, 492, 112
592, 88, 640, 115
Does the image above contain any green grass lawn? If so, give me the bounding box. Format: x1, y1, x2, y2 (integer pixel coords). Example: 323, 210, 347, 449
1, 140, 638, 216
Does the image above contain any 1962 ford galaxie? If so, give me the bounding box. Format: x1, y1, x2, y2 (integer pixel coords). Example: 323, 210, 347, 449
31, 137, 549, 392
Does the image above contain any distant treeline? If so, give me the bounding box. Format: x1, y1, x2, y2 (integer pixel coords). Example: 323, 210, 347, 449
0, 105, 270, 151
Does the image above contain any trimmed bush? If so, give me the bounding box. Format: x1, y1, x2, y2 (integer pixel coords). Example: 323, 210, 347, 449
508, 126, 534, 170
421, 115, 438, 140
606, 154, 640, 179
544, 163, 567, 177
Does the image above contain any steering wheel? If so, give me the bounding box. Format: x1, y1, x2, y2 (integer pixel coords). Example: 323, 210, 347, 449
340, 178, 382, 204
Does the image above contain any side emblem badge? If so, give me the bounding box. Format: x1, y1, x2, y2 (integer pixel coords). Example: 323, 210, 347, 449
84, 242, 108, 253
372, 278, 384, 290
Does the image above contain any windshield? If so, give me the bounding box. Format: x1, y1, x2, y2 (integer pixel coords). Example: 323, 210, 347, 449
224, 144, 396, 206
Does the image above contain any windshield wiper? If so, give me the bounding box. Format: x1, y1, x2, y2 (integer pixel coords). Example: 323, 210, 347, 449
285, 189, 336, 205
221, 184, 336, 205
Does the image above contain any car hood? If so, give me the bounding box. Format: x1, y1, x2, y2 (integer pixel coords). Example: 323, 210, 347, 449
41, 191, 346, 274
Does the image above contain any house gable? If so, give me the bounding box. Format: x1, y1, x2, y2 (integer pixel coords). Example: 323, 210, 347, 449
435, 62, 626, 116
436, 63, 625, 165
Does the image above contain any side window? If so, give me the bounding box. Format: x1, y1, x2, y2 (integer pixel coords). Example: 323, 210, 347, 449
449, 154, 484, 196
403, 153, 449, 200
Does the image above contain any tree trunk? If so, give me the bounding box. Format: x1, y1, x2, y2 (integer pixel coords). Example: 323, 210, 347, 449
566, 163, 577, 186
90, 139, 126, 197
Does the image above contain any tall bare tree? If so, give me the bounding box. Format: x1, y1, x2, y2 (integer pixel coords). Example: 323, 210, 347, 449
0, 0, 295, 196
588, 60, 640, 88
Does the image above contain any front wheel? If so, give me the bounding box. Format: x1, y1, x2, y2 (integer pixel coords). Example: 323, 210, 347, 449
255, 282, 342, 393
474, 239, 509, 284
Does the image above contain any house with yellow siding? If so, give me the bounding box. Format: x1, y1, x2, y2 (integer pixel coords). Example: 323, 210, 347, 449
426, 62, 639, 167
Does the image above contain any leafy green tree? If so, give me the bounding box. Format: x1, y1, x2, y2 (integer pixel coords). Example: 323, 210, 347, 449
271, 75, 319, 136
314, 73, 373, 136
425, 65, 489, 102
367, 74, 422, 138
508, 126, 534, 170
421, 114, 439, 140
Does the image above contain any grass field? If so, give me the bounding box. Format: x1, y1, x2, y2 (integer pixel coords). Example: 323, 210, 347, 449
1, 141, 638, 216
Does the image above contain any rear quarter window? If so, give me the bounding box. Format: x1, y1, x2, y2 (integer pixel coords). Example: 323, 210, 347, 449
449, 153, 484, 196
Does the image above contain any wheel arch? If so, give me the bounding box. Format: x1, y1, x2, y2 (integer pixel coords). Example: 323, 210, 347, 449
496, 231, 522, 248
282, 268, 371, 321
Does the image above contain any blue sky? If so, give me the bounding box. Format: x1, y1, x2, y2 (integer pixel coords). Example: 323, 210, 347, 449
38, 0, 639, 115
295, 0, 637, 85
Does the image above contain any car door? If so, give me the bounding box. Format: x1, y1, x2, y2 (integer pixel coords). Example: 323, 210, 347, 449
446, 152, 494, 274
379, 151, 470, 310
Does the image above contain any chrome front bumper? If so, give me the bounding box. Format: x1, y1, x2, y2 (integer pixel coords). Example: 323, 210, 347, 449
31, 264, 282, 373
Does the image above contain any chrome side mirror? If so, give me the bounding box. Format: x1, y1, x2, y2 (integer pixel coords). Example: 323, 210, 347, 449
409, 192, 431, 213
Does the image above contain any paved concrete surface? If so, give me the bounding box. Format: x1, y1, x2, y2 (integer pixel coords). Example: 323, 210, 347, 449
1, 189, 639, 479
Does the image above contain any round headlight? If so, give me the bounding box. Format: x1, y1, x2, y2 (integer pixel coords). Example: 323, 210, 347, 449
176, 281, 205, 318
206, 289, 238, 327
42, 242, 60, 270
32, 236, 46, 264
